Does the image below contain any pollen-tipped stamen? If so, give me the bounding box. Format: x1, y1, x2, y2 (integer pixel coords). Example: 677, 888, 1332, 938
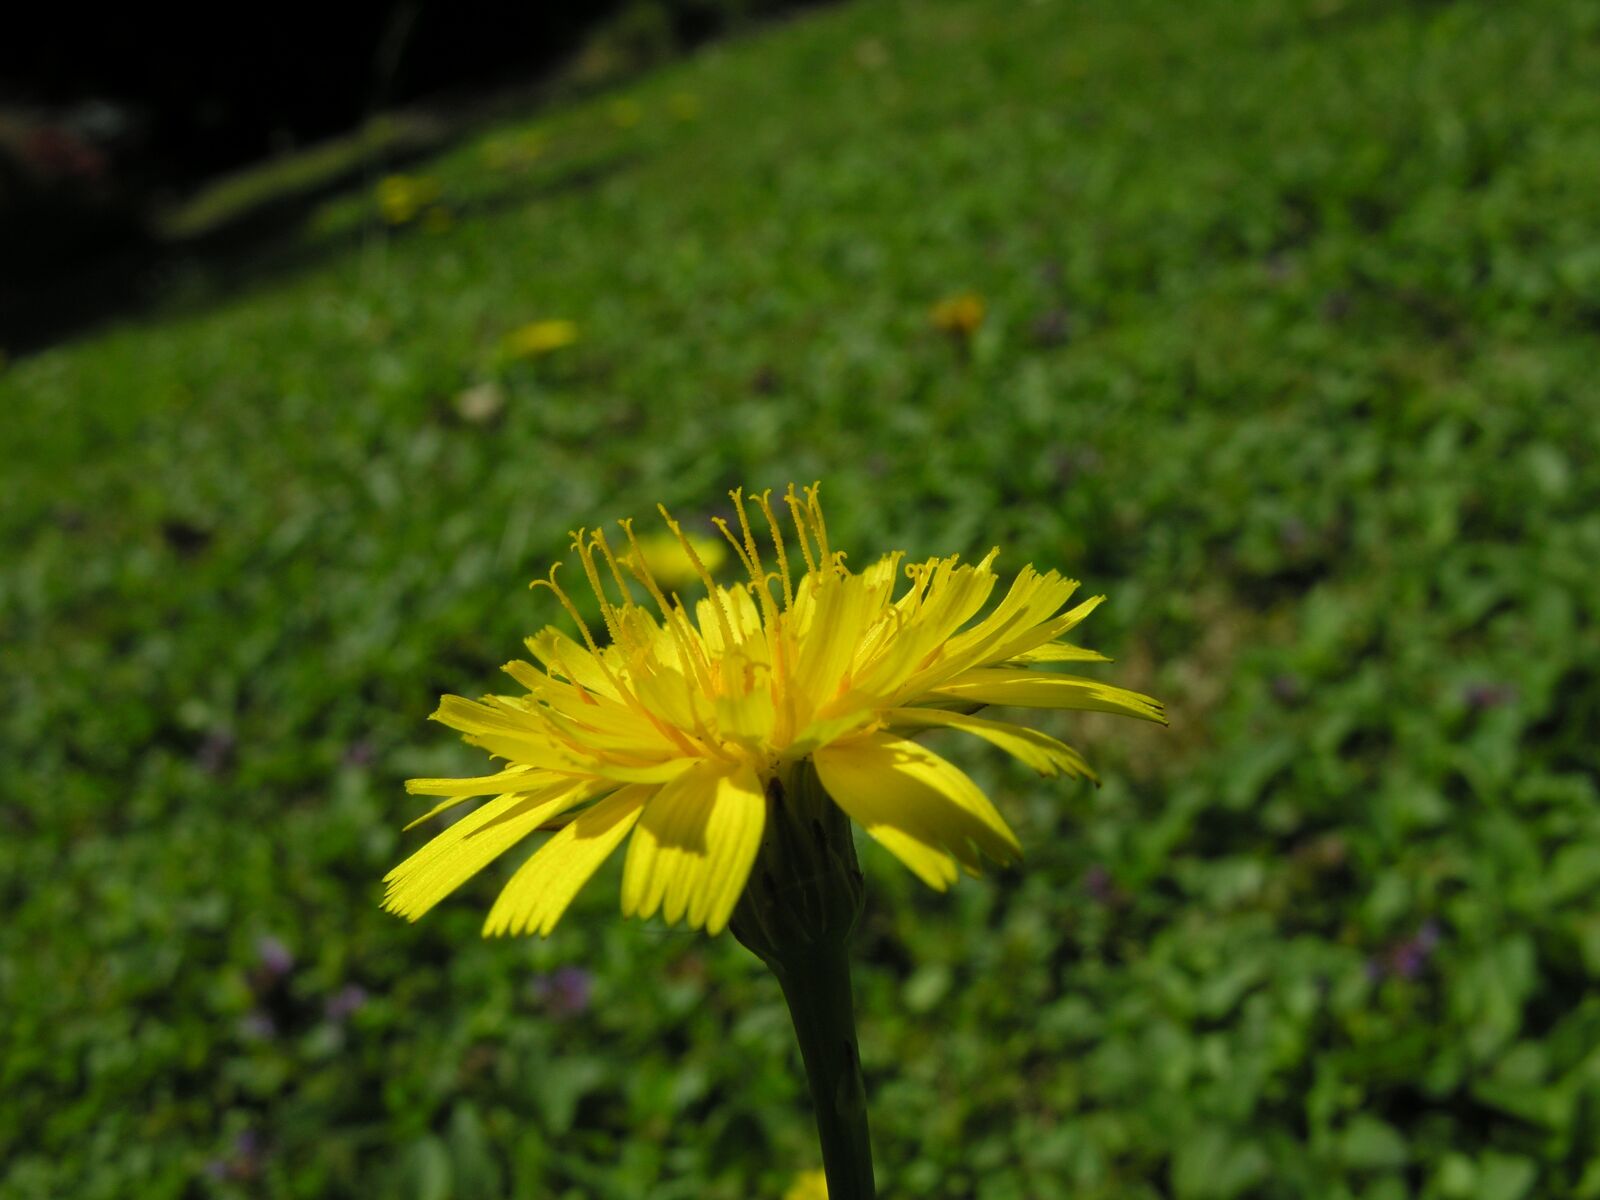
657, 504, 738, 651
531, 564, 602, 656
571, 528, 626, 648
589, 527, 639, 611
782, 486, 819, 579
534, 562, 700, 758
618, 517, 718, 689
729, 489, 767, 579
753, 489, 796, 610
803, 482, 831, 562
715, 502, 785, 643
712, 516, 759, 581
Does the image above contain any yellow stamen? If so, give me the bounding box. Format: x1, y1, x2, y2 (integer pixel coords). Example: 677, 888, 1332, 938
589, 527, 638, 610
730, 489, 766, 578
533, 563, 699, 757
618, 519, 675, 623
571, 528, 624, 646
783, 486, 819, 579
619, 518, 717, 687
530, 564, 601, 657
753, 489, 795, 610
804, 482, 831, 563
712, 516, 758, 580
657, 504, 736, 652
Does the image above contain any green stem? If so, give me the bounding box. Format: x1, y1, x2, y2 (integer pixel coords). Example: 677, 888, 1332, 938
730, 764, 876, 1198
770, 940, 875, 1200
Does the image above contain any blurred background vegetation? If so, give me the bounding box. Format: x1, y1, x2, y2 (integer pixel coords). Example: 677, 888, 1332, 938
3, 0, 1600, 1197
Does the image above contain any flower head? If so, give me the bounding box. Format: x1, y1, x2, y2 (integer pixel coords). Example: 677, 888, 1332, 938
630, 526, 727, 588
385, 484, 1164, 937
930, 292, 986, 337
785, 1168, 829, 1200
375, 174, 441, 225
502, 319, 580, 361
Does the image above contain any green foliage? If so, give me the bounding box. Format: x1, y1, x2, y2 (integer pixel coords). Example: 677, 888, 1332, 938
4, 0, 1600, 1196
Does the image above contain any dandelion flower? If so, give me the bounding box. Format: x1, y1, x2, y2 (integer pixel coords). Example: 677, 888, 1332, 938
631, 527, 728, 588
502, 319, 579, 360
785, 1169, 829, 1200
384, 484, 1164, 937
375, 174, 441, 225
930, 293, 986, 337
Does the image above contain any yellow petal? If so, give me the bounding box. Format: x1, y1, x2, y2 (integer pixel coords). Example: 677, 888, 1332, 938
927, 668, 1167, 724
406, 766, 546, 797
431, 694, 537, 737
383, 779, 605, 921
621, 760, 765, 934
945, 568, 1081, 660
541, 754, 698, 785
1002, 641, 1110, 665
786, 708, 882, 758
483, 784, 653, 937
523, 626, 622, 700
789, 572, 885, 709
980, 594, 1106, 665
714, 676, 777, 745
882, 707, 1098, 782
402, 766, 555, 829
812, 732, 1021, 889
889, 569, 1083, 699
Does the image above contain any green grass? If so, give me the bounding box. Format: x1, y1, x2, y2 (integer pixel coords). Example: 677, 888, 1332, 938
5, 0, 1600, 1197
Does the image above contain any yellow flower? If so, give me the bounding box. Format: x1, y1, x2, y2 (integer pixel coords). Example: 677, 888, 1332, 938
375, 174, 441, 225
784, 1169, 829, 1200
930, 293, 986, 337
502, 319, 580, 360
631, 528, 728, 588
385, 484, 1164, 937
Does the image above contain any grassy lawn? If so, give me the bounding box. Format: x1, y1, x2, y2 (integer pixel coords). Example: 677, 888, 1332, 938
4, 0, 1600, 1197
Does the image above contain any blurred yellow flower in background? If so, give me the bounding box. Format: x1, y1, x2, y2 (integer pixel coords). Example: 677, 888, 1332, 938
930, 292, 986, 337
784, 1168, 828, 1200
502, 319, 580, 360
631, 527, 728, 588
375, 174, 441, 225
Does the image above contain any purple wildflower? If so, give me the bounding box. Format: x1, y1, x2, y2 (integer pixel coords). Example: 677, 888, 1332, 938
256, 935, 294, 978
1374, 920, 1443, 981
532, 966, 594, 1018
325, 983, 369, 1022
239, 1011, 277, 1041
342, 739, 376, 768
1083, 864, 1120, 906
196, 730, 236, 774
1463, 682, 1517, 711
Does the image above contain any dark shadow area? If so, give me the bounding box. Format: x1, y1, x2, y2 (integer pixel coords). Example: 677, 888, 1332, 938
0, 0, 837, 358
1, 144, 643, 357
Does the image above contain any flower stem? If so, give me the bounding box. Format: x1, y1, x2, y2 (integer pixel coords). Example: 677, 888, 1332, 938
769, 940, 875, 1199
730, 763, 876, 1199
